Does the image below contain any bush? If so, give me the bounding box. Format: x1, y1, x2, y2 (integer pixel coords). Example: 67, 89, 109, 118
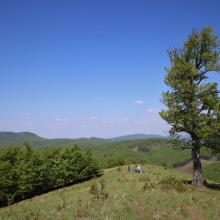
140, 176, 155, 191
75, 198, 89, 218
89, 183, 99, 198
142, 181, 155, 191
159, 176, 189, 192
89, 179, 108, 200
107, 157, 125, 168
117, 166, 121, 171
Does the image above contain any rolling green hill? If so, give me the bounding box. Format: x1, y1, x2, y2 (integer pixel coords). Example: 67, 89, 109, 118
0, 132, 167, 148
0, 134, 218, 219
0, 132, 212, 170
79, 138, 211, 169
110, 133, 166, 141
1, 165, 220, 220
0, 132, 45, 147
0, 132, 110, 148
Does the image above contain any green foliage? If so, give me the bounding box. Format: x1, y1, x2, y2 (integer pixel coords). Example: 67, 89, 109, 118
0, 144, 100, 207
107, 157, 125, 168
159, 176, 191, 192
160, 27, 220, 185
160, 27, 220, 142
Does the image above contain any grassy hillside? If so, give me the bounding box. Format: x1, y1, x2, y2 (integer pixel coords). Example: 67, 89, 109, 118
86, 138, 211, 169
1, 165, 220, 220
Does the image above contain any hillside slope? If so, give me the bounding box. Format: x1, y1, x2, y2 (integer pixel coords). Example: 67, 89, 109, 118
86, 138, 211, 169
1, 165, 220, 220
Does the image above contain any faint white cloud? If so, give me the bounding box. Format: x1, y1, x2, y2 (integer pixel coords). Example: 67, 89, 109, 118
134, 100, 144, 105
55, 118, 69, 122
147, 107, 159, 113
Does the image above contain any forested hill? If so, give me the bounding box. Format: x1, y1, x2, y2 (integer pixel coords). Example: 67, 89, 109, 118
110, 133, 165, 141
0, 132, 110, 148
0, 132, 167, 148
0, 132, 44, 147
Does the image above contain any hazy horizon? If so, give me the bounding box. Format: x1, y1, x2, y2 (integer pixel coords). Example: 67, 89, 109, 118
0, 130, 167, 140
1, 0, 219, 138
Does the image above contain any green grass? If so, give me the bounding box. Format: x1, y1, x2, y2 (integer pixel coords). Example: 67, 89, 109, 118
1, 164, 220, 220
203, 162, 220, 183
143, 147, 190, 168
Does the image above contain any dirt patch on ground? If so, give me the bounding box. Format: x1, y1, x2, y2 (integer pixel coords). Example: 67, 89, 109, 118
186, 206, 204, 220
132, 197, 150, 220
176, 160, 217, 174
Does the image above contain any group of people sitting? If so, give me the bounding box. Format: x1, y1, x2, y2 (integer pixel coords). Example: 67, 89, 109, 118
128, 165, 144, 174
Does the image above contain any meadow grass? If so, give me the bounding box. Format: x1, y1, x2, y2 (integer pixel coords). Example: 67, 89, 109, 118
1, 164, 220, 220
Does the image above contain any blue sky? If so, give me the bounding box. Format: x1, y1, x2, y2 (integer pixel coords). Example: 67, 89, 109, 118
0, 0, 219, 138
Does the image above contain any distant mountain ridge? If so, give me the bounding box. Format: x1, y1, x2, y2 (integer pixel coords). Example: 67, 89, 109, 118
110, 133, 166, 141
0, 131, 166, 148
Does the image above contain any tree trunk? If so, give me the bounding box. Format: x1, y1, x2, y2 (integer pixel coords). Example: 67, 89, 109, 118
192, 140, 203, 186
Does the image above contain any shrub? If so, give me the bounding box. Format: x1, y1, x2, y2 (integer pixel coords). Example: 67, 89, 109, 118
159, 176, 189, 192
117, 166, 121, 171
89, 179, 108, 200
75, 198, 89, 218
141, 177, 155, 191
89, 183, 99, 198
142, 181, 154, 191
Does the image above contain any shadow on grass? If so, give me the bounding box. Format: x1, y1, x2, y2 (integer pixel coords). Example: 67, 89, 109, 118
204, 180, 220, 190
1, 172, 104, 208
183, 179, 220, 190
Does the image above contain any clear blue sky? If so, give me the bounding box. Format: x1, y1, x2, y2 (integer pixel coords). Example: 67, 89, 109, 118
0, 0, 219, 138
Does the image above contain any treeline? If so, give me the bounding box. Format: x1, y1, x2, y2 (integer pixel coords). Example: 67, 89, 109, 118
0, 144, 100, 207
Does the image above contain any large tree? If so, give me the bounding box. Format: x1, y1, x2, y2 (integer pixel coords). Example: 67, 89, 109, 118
160, 27, 220, 186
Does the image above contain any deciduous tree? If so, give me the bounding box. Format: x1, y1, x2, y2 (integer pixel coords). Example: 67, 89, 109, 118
160, 27, 220, 186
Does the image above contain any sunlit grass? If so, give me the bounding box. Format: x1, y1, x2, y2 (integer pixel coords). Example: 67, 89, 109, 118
1, 164, 220, 220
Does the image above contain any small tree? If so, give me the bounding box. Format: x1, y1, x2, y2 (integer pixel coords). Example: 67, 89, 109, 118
160, 27, 220, 186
